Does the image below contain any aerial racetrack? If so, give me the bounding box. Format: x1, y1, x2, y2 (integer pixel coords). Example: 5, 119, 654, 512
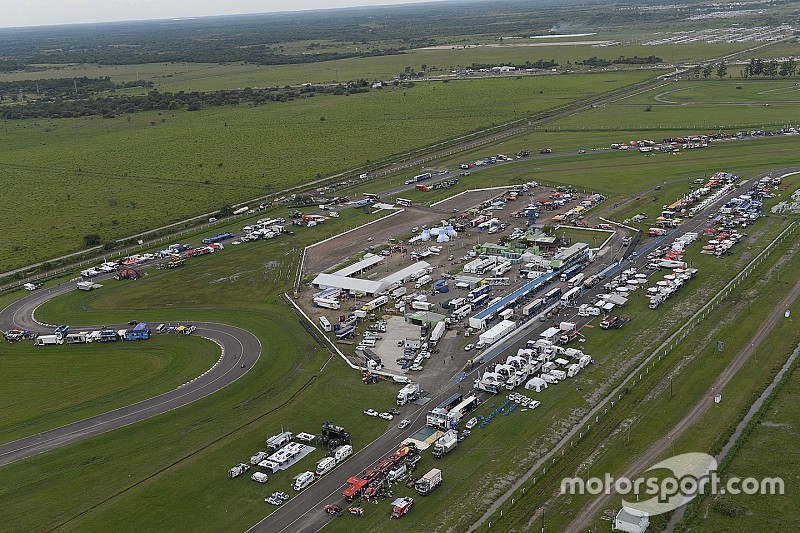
0, 270, 261, 468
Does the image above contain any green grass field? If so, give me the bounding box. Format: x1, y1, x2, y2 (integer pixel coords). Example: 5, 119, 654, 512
0, 335, 218, 444
0, 71, 652, 272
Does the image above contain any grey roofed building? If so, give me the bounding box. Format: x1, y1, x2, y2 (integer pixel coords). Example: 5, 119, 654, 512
311, 273, 386, 296
613, 506, 649, 533
378, 261, 431, 286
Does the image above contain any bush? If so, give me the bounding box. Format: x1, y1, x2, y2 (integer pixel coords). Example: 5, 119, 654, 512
83, 233, 101, 247
710, 497, 747, 517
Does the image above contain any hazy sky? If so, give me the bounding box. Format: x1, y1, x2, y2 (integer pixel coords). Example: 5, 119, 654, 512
0, 0, 440, 29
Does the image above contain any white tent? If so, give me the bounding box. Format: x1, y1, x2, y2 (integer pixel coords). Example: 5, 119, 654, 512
525, 377, 548, 392
437, 233, 450, 242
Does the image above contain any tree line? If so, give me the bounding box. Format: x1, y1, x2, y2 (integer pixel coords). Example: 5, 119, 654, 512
0, 78, 380, 120
690, 58, 798, 79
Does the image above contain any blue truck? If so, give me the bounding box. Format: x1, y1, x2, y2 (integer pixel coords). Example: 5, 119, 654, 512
202, 232, 234, 245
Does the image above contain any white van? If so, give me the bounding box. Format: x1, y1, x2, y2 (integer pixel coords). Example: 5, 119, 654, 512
292, 471, 315, 491
251, 472, 269, 484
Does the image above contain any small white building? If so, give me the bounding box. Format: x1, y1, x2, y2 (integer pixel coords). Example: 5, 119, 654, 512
613, 506, 649, 533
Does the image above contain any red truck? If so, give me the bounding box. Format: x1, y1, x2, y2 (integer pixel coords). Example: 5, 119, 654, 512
391, 497, 414, 518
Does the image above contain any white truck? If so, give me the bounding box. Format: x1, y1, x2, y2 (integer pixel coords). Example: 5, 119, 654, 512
578, 304, 601, 317
432, 430, 458, 458
35, 335, 64, 346
505, 371, 527, 390
415, 468, 443, 495
397, 382, 421, 406
415, 275, 433, 289
430, 321, 446, 345
387, 464, 407, 482
569, 273, 585, 288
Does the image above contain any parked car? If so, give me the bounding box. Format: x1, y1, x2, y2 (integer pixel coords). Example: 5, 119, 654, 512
379, 412, 394, 421
363, 409, 379, 417
464, 344, 475, 351
348, 507, 364, 516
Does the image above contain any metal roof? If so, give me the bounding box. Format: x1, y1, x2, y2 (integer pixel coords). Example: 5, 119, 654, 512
472, 273, 556, 321
331, 254, 384, 277
379, 261, 431, 285
311, 273, 385, 295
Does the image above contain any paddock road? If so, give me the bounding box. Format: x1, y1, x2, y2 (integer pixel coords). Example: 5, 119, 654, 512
0, 274, 260, 468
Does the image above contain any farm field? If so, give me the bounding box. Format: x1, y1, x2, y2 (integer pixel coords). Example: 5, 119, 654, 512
3, 185, 793, 532
0, 71, 652, 272
0, 335, 218, 445
0, 42, 751, 90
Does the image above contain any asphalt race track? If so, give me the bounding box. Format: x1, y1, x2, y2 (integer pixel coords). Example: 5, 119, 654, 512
0, 272, 261, 468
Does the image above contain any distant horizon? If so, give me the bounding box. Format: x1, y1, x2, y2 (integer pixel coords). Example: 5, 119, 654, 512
0, 0, 447, 30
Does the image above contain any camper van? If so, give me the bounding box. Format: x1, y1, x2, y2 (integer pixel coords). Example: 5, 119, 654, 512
334, 445, 353, 463
315, 457, 336, 476
293, 471, 315, 491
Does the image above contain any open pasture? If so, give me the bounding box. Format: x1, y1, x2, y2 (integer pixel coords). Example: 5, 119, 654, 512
0, 72, 650, 271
